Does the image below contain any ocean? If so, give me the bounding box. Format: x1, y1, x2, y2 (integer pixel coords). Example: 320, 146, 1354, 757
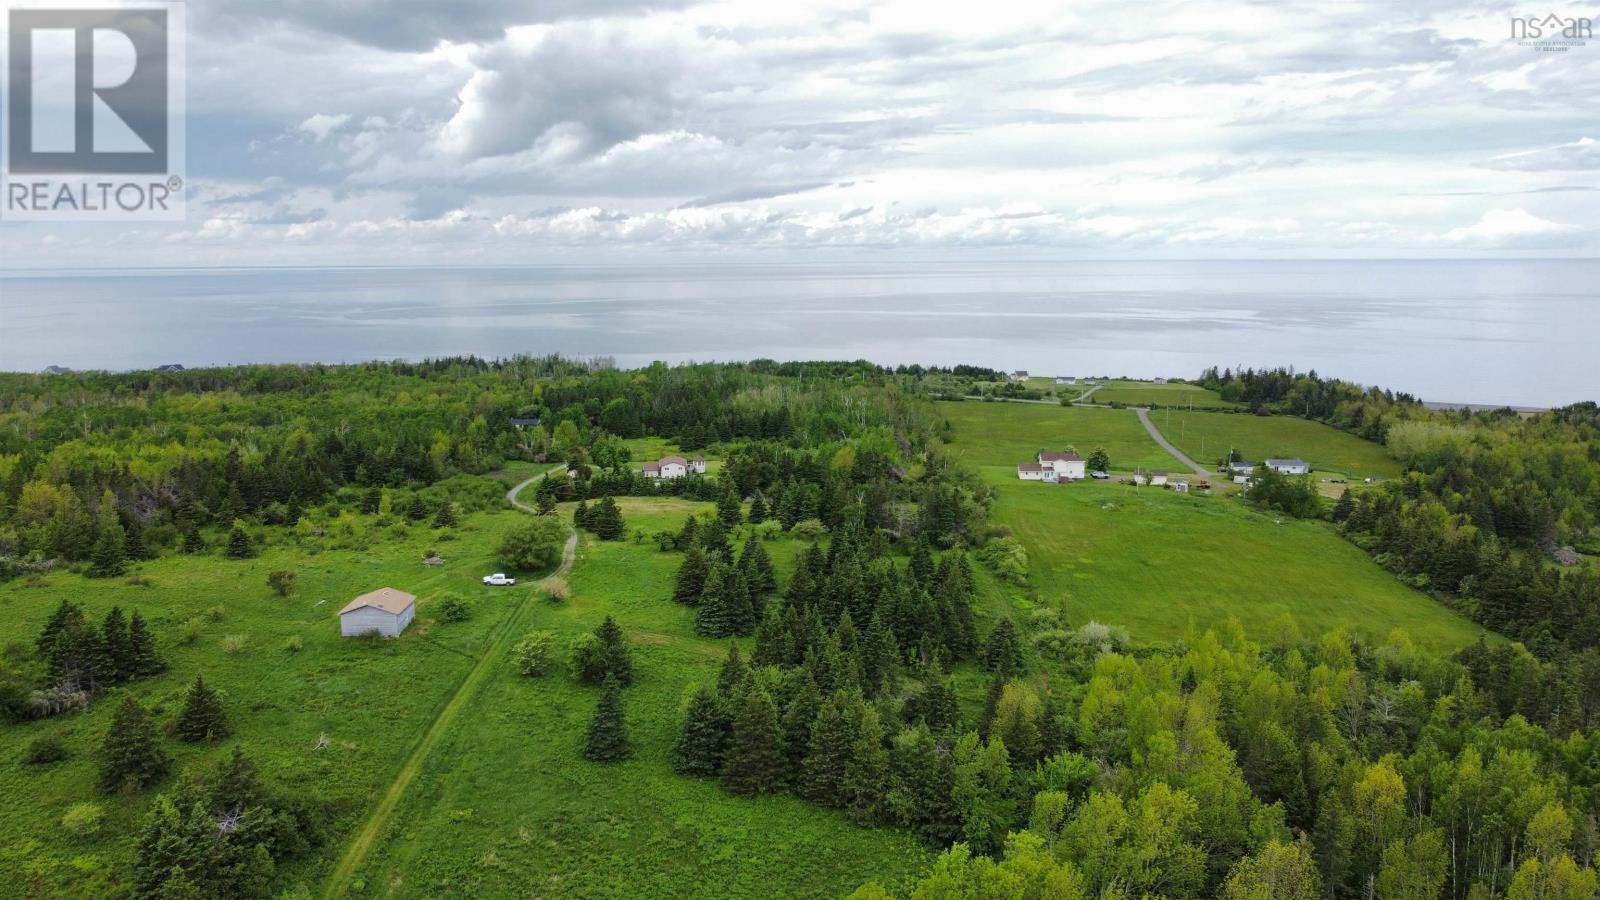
1, 259, 1594, 407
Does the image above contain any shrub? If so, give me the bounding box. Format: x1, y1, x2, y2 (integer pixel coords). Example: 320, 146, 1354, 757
512, 631, 554, 676
437, 594, 470, 623
753, 520, 782, 541
125, 575, 154, 587
283, 636, 304, 653
978, 537, 1029, 585
27, 734, 70, 764
180, 617, 203, 644
61, 802, 105, 837
221, 634, 246, 654
267, 570, 298, 597
791, 519, 828, 541
206, 606, 226, 622
541, 577, 570, 603
498, 517, 568, 572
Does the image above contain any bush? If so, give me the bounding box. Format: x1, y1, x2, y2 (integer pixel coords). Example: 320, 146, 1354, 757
61, 802, 104, 837
978, 537, 1030, 585
221, 634, 246, 654
283, 636, 304, 653
791, 519, 828, 541
542, 577, 570, 603
206, 606, 226, 622
267, 570, 298, 597
27, 734, 70, 764
753, 520, 782, 541
180, 617, 203, 644
437, 594, 470, 623
512, 631, 554, 676
498, 517, 568, 572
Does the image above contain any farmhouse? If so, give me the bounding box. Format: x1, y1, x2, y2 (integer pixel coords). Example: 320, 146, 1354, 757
339, 588, 416, 638
1227, 462, 1257, 475
1037, 450, 1087, 481
1265, 458, 1311, 475
1010, 370, 1030, 381
642, 454, 707, 480
508, 416, 541, 428
1055, 376, 1076, 385
1153, 378, 1167, 385
1147, 471, 1169, 487
1017, 462, 1057, 482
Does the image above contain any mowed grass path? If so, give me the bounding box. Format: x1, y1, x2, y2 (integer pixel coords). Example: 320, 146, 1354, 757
348, 497, 933, 898
1093, 380, 1239, 410
938, 401, 1185, 474
1158, 409, 1403, 479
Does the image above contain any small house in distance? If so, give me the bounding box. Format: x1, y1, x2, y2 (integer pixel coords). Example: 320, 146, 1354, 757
1265, 458, 1310, 475
642, 454, 706, 480
1147, 471, 1169, 487
1055, 376, 1076, 385
1010, 370, 1030, 381
340, 588, 416, 638
508, 416, 541, 429
1033, 450, 1086, 481
1174, 479, 1190, 493
1153, 377, 1167, 385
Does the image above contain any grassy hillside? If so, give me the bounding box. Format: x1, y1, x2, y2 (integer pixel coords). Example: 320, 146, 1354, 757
1093, 380, 1239, 409
938, 401, 1184, 473
0, 499, 931, 898
939, 402, 1487, 651
1157, 409, 1403, 479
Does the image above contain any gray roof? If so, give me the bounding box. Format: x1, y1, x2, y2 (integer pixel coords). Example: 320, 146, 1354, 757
1265, 458, 1308, 467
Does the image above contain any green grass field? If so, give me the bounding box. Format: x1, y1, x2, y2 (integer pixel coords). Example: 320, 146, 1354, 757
938, 400, 1184, 473
0, 498, 930, 898
1092, 380, 1239, 410
938, 402, 1486, 651
1155, 410, 1403, 479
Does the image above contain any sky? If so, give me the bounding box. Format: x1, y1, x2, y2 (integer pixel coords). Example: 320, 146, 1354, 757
3, 0, 1599, 266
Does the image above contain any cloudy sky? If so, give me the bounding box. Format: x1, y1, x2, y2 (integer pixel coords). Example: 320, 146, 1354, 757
5, 0, 1599, 266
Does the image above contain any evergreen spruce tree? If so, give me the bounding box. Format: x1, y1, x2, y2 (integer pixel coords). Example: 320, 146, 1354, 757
128, 610, 166, 676
720, 680, 786, 795
675, 514, 700, 551
751, 607, 789, 668
584, 675, 632, 762
738, 539, 778, 597
777, 483, 803, 530
182, 529, 205, 554
747, 492, 769, 524
844, 704, 889, 825
591, 495, 626, 541
716, 644, 748, 699
100, 696, 169, 793
673, 545, 711, 605
695, 565, 737, 638
101, 606, 133, 683
360, 485, 383, 514
1333, 488, 1355, 523
717, 485, 743, 528
593, 616, 634, 686
780, 670, 823, 771
123, 516, 150, 561
405, 495, 430, 521
802, 694, 856, 806
724, 568, 756, 636
672, 686, 730, 776
921, 660, 961, 734
699, 517, 731, 560
89, 522, 128, 578
431, 500, 458, 528
862, 613, 901, 698
36, 599, 83, 661
225, 525, 254, 560
983, 618, 1024, 678
175, 675, 230, 742
574, 499, 591, 532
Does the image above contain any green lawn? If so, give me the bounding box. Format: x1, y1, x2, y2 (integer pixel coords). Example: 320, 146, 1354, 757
1157, 410, 1403, 479
977, 474, 1489, 651
1093, 380, 1239, 410
0, 499, 930, 898
938, 400, 1184, 473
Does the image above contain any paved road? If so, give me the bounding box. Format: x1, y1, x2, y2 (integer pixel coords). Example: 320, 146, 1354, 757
1135, 407, 1211, 480
1072, 383, 1104, 405
323, 465, 573, 898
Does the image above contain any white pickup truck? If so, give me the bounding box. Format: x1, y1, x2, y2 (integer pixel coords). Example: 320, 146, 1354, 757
482, 573, 516, 586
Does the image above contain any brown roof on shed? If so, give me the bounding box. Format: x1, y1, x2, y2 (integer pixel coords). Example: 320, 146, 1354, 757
340, 588, 416, 616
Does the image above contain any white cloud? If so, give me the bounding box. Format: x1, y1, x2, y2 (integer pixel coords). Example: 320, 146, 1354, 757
1441, 208, 1583, 246
296, 113, 352, 143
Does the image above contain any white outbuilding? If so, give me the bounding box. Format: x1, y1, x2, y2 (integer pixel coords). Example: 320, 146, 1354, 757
340, 588, 416, 638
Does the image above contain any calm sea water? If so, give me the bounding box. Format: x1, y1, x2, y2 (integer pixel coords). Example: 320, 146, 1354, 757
1, 260, 1594, 407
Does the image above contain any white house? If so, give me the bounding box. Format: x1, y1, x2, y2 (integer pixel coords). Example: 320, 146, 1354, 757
1173, 479, 1190, 493
1153, 377, 1167, 385
1038, 450, 1087, 481
1147, 471, 1169, 487
1265, 458, 1311, 475
642, 454, 706, 480
1055, 376, 1076, 385
1010, 370, 1030, 381
1017, 462, 1057, 482
1227, 462, 1257, 475
1233, 474, 1252, 485
340, 588, 416, 638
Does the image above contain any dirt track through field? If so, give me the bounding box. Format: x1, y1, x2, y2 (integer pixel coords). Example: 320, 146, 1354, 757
321, 466, 574, 898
